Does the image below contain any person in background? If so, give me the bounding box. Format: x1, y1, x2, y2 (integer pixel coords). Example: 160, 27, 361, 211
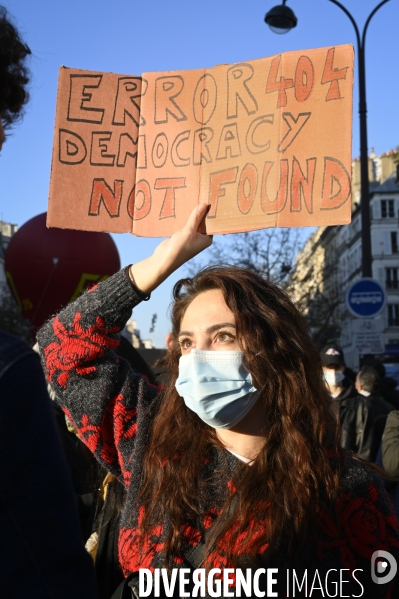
339, 365, 394, 462
381, 410, 399, 517
355, 366, 394, 461
0, 6, 30, 147
382, 411, 399, 477
0, 332, 99, 598
356, 366, 394, 420
320, 344, 356, 415
320, 345, 376, 460
0, 7, 98, 598
371, 361, 399, 409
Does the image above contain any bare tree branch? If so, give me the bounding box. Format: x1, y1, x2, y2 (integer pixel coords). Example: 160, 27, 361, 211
188, 227, 303, 286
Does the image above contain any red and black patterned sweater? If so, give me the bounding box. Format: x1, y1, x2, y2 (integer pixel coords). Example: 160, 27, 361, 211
37, 268, 399, 597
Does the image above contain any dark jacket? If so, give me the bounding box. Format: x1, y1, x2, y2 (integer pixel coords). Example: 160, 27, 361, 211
330, 378, 357, 414
0, 331, 98, 599
339, 393, 375, 460
53, 401, 102, 541
340, 392, 394, 462
368, 392, 396, 420
381, 377, 399, 409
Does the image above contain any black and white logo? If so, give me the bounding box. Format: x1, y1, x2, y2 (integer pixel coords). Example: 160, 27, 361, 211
371, 550, 397, 585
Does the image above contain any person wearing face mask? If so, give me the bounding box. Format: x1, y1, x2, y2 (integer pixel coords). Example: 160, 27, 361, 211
320, 344, 357, 415
37, 205, 399, 598
320, 346, 376, 460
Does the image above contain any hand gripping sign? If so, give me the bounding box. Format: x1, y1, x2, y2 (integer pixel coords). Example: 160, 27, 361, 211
48, 44, 354, 237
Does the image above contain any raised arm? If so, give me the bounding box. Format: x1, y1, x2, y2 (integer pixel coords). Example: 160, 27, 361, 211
129, 202, 212, 293
37, 204, 212, 484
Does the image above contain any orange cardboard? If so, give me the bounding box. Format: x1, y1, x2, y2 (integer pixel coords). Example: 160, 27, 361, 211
48, 45, 354, 236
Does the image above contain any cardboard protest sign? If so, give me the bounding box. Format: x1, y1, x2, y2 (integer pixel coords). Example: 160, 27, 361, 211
48, 44, 354, 236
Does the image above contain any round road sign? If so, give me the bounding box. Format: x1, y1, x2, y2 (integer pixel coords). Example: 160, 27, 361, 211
347, 278, 385, 318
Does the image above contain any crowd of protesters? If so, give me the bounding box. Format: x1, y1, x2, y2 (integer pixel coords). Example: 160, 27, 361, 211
321, 342, 399, 518
2, 4, 399, 599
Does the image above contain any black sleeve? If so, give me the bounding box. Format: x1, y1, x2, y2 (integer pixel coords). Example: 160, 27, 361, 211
0, 346, 98, 599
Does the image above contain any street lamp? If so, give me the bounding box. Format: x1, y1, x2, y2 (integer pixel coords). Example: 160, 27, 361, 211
265, 0, 391, 278
264, 0, 297, 34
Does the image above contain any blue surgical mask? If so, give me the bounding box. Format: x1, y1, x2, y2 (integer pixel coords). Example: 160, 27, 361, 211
175, 349, 259, 429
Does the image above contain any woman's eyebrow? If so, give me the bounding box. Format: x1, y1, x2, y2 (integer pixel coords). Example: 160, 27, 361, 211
206, 322, 236, 334
178, 322, 236, 337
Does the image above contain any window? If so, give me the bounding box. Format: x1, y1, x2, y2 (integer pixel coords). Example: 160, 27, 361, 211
386, 268, 399, 289
381, 199, 395, 218
392, 232, 399, 253
388, 304, 399, 327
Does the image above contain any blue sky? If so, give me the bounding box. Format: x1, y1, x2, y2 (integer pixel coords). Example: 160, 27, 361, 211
2, 0, 398, 347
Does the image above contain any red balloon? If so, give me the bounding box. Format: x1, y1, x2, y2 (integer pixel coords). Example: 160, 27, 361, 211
5, 213, 120, 331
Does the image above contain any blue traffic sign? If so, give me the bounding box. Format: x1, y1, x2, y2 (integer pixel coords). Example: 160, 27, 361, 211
347, 278, 385, 318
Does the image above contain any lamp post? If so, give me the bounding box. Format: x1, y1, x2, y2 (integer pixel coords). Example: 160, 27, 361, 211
265, 0, 391, 278
264, 0, 297, 34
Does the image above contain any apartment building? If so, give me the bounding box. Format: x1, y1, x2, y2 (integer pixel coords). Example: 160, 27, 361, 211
290, 150, 399, 369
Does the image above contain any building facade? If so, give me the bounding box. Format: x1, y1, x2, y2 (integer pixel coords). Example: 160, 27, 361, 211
338, 170, 399, 367
122, 318, 155, 349
291, 150, 399, 369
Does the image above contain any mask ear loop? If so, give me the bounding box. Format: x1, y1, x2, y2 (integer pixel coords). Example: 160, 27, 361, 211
242, 351, 266, 393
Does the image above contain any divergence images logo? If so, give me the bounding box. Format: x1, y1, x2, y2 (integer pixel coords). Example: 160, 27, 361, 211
371, 551, 397, 585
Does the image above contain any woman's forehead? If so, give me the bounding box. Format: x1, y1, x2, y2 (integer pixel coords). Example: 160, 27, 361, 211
180, 289, 235, 332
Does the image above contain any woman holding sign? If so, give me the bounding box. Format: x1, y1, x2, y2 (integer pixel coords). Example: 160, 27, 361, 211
38, 204, 399, 597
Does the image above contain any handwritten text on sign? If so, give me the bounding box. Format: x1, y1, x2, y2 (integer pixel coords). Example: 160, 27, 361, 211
48, 45, 354, 236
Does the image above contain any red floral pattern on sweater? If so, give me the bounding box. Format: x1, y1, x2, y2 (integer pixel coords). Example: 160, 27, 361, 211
107, 393, 138, 484
315, 480, 399, 572
44, 312, 119, 388
119, 507, 165, 575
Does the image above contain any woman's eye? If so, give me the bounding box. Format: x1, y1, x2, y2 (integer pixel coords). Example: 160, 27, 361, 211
216, 331, 234, 343
179, 338, 192, 349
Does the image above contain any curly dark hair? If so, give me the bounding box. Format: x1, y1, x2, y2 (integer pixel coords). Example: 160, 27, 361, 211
0, 6, 31, 129
136, 265, 342, 566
